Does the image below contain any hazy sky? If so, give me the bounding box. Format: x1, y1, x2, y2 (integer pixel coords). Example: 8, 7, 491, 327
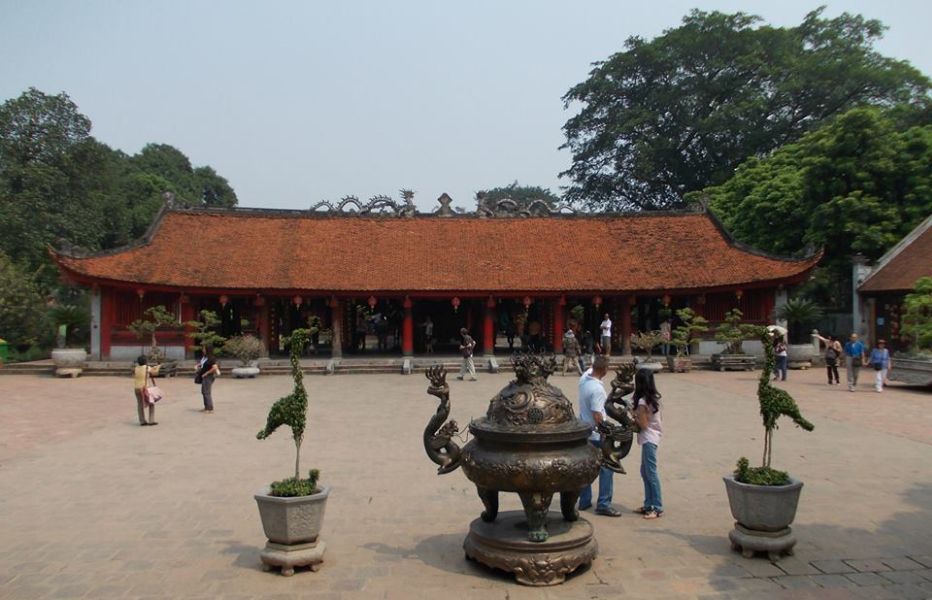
2, 1, 930, 211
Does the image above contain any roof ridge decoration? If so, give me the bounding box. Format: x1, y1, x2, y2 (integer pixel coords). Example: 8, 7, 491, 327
310, 190, 417, 217
475, 193, 578, 218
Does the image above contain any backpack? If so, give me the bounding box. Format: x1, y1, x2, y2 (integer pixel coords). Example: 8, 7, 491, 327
825, 346, 838, 361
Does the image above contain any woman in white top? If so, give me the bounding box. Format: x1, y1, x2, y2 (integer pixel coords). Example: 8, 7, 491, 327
633, 368, 663, 519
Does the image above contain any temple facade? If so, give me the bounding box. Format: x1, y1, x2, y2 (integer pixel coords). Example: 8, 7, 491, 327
51, 196, 821, 361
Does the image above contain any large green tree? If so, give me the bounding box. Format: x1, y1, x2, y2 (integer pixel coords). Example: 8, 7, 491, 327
0, 250, 47, 348
476, 181, 563, 209
561, 8, 930, 211
0, 88, 238, 284
694, 106, 931, 309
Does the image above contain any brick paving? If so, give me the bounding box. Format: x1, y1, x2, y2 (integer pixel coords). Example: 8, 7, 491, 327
0, 367, 930, 599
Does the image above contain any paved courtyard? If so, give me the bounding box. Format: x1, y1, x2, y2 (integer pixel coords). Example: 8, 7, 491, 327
0, 366, 930, 599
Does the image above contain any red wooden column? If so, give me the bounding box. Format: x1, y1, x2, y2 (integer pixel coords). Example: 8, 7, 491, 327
180, 295, 195, 358
483, 296, 496, 355
553, 296, 566, 353
622, 295, 634, 355
100, 287, 113, 360
402, 296, 414, 357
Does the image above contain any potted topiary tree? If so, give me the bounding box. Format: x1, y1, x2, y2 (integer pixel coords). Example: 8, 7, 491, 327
712, 308, 758, 371
724, 326, 814, 561
49, 304, 90, 377
630, 330, 665, 371
254, 328, 328, 576
775, 297, 823, 369
129, 305, 180, 375
668, 308, 709, 373
224, 334, 263, 378
892, 276, 932, 386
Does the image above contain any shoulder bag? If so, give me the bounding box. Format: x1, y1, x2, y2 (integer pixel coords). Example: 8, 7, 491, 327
145, 367, 164, 404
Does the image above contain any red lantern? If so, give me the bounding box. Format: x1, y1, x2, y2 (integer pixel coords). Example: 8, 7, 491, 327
293, 295, 303, 306
662, 294, 671, 306
368, 295, 377, 310
735, 289, 744, 301
523, 296, 532, 309
220, 294, 229, 306
451, 297, 461, 313
486, 296, 496, 309
136, 288, 145, 300
593, 295, 602, 308
254, 295, 265, 307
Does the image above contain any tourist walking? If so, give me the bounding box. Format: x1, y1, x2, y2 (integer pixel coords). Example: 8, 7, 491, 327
816, 333, 842, 385
773, 336, 788, 381
632, 368, 663, 519
133, 355, 160, 426
457, 328, 477, 381
843, 333, 867, 392
195, 345, 220, 412
600, 314, 613, 356
562, 329, 583, 376
868, 339, 892, 393
578, 355, 620, 516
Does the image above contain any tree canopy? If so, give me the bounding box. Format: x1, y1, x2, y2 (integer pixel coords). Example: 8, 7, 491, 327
476, 181, 562, 208
0, 88, 238, 287
561, 8, 930, 211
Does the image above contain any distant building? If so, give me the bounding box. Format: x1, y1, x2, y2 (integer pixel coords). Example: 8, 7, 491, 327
857, 214, 932, 351
52, 195, 820, 361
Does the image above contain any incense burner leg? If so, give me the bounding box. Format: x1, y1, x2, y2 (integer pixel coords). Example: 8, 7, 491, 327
476, 486, 499, 522
519, 491, 554, 542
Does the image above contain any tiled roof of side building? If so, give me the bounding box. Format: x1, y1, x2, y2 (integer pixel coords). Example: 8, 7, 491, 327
859, 222, 932, 293
51, 208, 822, 293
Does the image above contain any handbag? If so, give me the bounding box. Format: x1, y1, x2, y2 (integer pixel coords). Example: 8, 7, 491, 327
145, 368, 164, 404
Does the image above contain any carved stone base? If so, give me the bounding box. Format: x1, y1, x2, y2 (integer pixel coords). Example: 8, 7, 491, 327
729, 523, 796, 561
55, 368, 82, 378
259, 540, 326, 576
463, 511, 597, 586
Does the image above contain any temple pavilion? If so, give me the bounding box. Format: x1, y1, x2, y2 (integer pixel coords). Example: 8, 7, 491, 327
51, 194, 821, 361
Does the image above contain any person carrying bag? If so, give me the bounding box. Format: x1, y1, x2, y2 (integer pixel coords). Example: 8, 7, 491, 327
132, 355, 160, 426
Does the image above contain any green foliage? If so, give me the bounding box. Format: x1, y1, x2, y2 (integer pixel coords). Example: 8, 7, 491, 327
0, 250, 47, 347
569, 305, 585, 323
129, 305, 179, 361
477, 181, 563, 208
561, 8, 930, 210
185, 309, 225, 350
48, 302, 90, 348
671, 307, 709, 356
901, 277, 932, 353
257, 329, 316, 486
776, 298, 823, 344
630, 330, 665, 359
714, 309, 757, 354
699, 107, 932, 277
224, 334, 263, 366
734, 457, 789, 486
269, 469, 321, 498
0, 87, 238, 296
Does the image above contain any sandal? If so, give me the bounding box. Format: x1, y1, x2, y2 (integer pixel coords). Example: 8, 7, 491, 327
633, 507, 649, 514
642, 510, 663, 520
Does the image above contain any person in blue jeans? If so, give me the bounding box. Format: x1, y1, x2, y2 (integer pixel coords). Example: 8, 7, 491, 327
577, 355, 621, 517
633, 368, 664, 519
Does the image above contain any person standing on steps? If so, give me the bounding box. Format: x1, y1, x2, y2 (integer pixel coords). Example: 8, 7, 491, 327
457, 328, 477, 381
133, 355, 160, 426
577, 355, 621, 517
195, 345, 220, 412
600, 313, 613, 356
843, 333, 867, 392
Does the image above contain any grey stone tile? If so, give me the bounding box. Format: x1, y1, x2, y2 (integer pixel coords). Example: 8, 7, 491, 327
776, 557, 821, 575
880, 557, 925, 571
845, 572, 888, 586
909, 555, 932, 569
771, 575, 819, 589
811, 559, 857, 574
879, 570, 927, 585
844, 559, 892, 573
810, 574, 857, 589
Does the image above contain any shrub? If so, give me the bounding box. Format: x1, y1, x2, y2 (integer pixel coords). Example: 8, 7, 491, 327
775, 297, 823, 344
630, 330, 665, 359
901, 277, 932, 353
671, 307, 709, 356
733, 457, 789, 486
714, 308, 757, 354
224, 334, 262, 366
269, 469, 320, 497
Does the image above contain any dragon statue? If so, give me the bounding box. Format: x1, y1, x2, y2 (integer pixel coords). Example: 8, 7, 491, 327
597, 363, 637, 474
423, 365, 463, 474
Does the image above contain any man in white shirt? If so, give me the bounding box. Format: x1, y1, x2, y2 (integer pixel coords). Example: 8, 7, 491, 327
600, 314, 612, 356
577, 355, 621, 517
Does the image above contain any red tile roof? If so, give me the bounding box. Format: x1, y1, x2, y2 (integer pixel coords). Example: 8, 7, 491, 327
52, 209, 820, 294
859, 219, 932, 293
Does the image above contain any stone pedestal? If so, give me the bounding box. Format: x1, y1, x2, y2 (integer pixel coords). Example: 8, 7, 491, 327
463, 511, 597, 586
259, 540, 326, 576
728, 523, 796, 561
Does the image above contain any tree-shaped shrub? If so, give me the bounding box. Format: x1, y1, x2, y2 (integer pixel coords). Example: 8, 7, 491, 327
630, 330, 665, 359
224, 334, 263, 366
715, 308, 757, 354
256, 328, 319, 497
185, 309, 225, 351
671, 307, 709, 356
128, 305, 178, 362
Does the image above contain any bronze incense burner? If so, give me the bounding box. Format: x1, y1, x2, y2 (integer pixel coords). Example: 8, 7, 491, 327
421, 355, 634, 585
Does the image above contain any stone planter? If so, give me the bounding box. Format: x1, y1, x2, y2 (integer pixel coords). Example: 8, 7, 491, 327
786, 345, 813, 370
233, 362, 261, 378
723, 475, 803, 560
711, 353, 756, 372
887, 356, 932, 386
255, 485, 329, 575
666, 356, 692, 373
636, 360, 663, 373
51, 348, 87, 378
